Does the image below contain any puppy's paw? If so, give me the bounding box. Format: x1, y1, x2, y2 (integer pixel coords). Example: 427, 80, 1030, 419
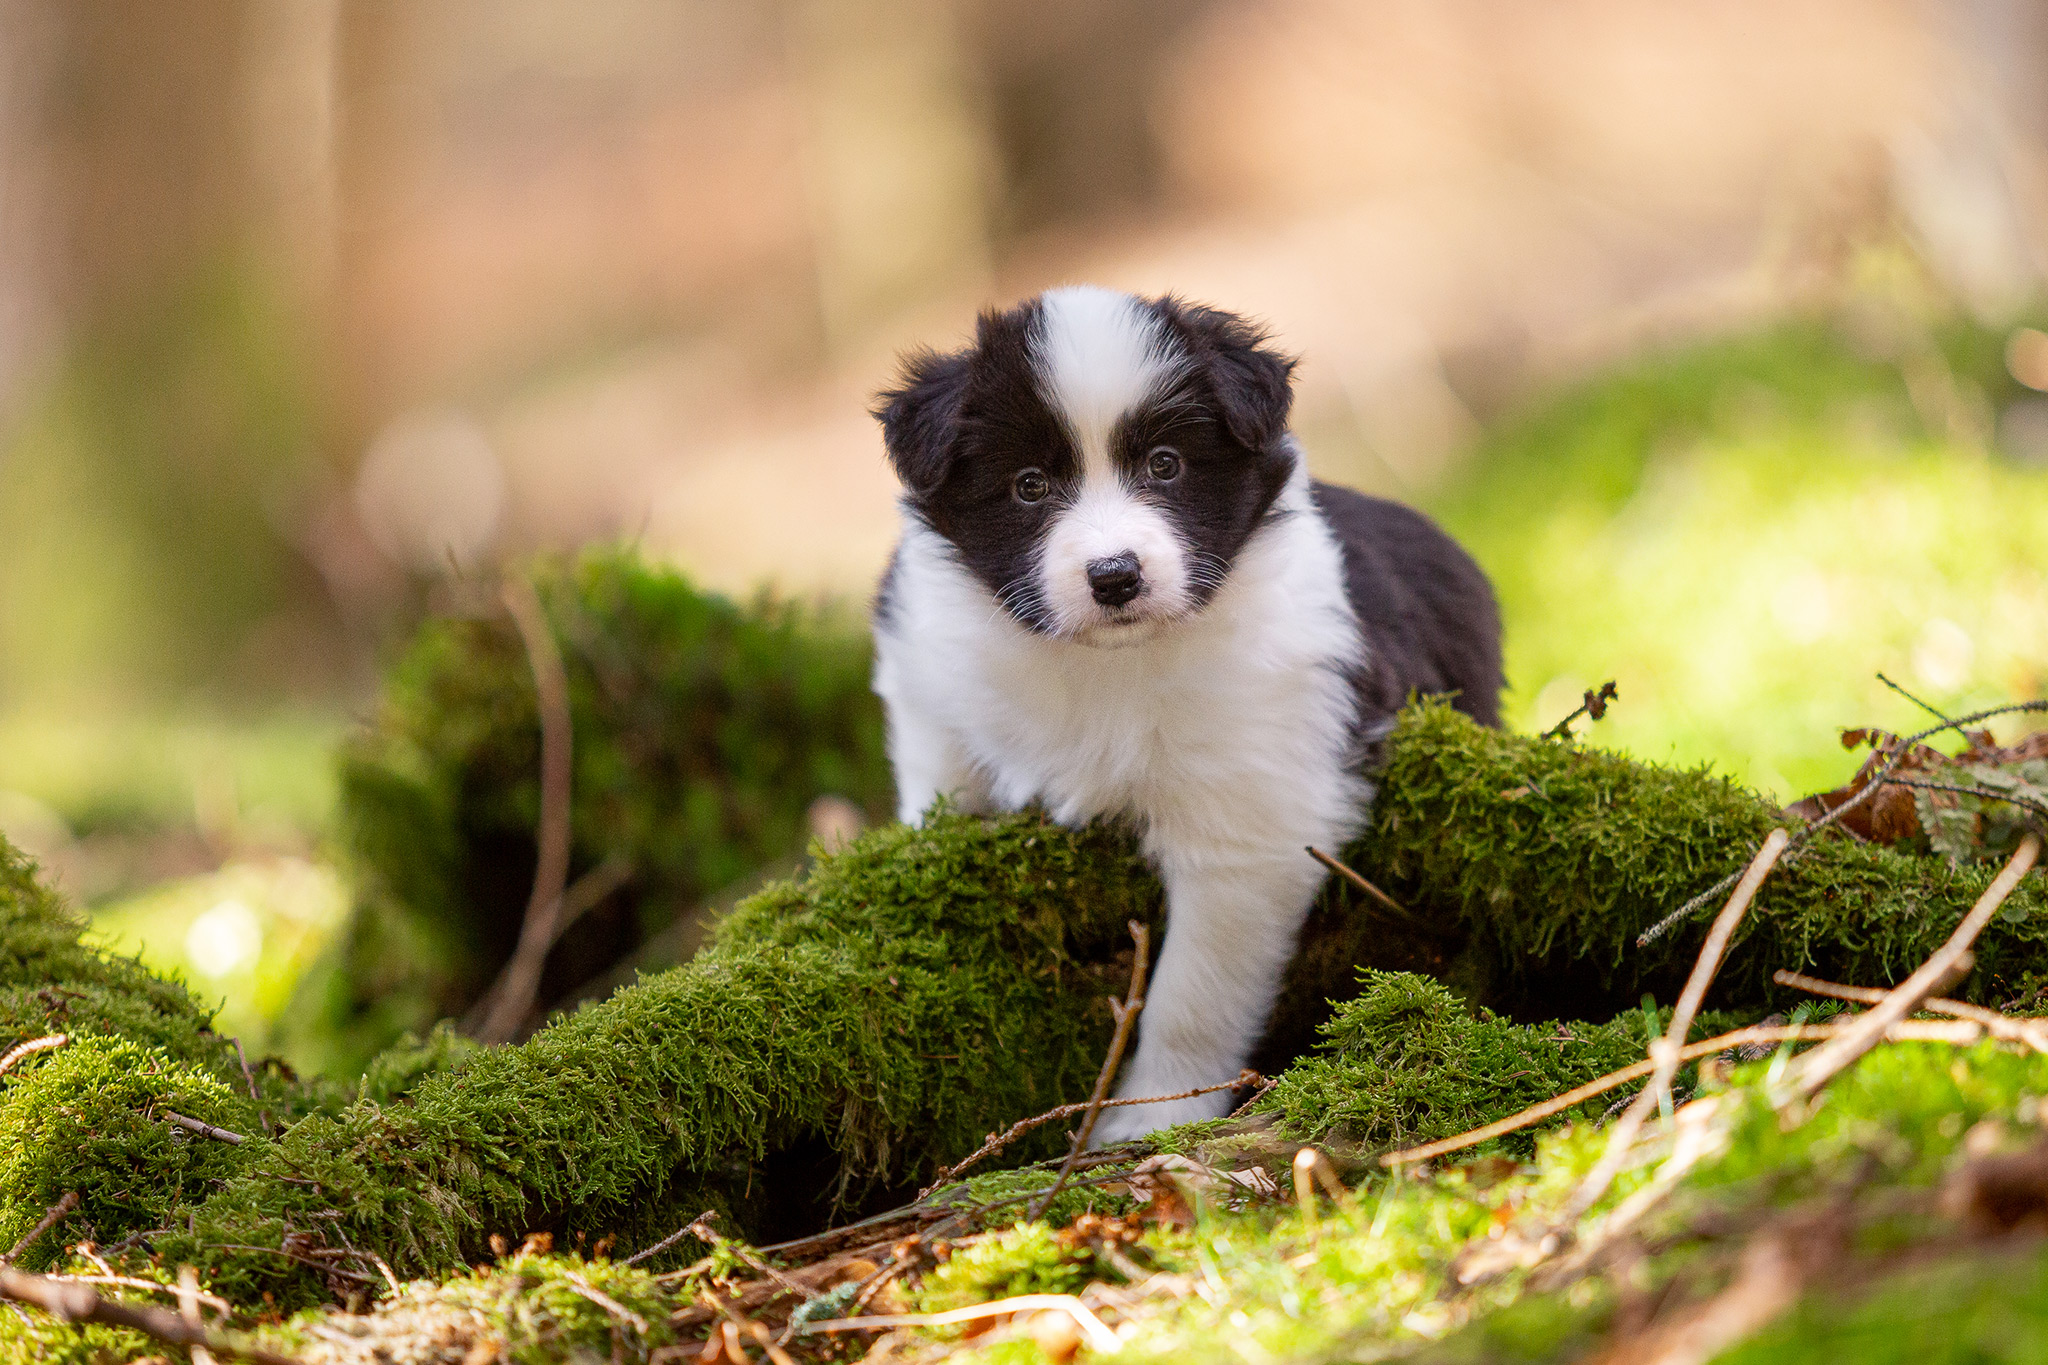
1086, 1088, 1233, 1149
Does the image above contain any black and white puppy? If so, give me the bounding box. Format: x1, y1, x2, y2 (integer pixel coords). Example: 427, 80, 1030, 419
872, 286, 1502, 1143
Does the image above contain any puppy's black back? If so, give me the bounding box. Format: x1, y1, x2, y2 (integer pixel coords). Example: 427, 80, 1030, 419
1310, 481, 1503, 729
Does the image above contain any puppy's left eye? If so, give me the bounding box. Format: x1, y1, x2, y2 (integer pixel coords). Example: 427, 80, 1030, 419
1147, 447, 1182, 482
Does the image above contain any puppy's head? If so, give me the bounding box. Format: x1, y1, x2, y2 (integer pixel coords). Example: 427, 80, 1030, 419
875, 287, 1297, 646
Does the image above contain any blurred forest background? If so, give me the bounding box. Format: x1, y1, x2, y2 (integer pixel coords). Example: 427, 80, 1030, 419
1, 0, 2045, 1072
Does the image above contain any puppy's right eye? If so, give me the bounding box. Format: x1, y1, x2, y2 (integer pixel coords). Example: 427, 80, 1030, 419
1013, 468, 1050, 504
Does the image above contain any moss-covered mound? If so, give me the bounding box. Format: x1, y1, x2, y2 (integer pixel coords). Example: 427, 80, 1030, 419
289, 550, 893, 1073
0, 838, 235, 1084
151, 811, 1159, 1305
0, 1035, 261, 1270
10, 695, 2048, 1319
1255, 970, 1735, 1154
1360, 699, 2048, 1019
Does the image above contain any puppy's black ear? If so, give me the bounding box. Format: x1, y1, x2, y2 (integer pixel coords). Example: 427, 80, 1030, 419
874, 348, 972, 497
1163, 300, 1297, 453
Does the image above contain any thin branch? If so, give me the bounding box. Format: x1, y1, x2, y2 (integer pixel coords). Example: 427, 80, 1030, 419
621, 1210, 715, 1268
1637, 698, 2048, 946
674, 1212, 813, 1305
1876, 671, 1972, 747
42, 1273, 230, 1315
1882, 777, 2048, 824
1559, 831, 1788, 1225
552, 853, 635, 940
1378, 1018, 1980, 1168
1030, 920, 1150, 1220
1772, 968, 2048, 1051
1544, 681, 1618, 741
163, 1111, 246, 1145
799, 1293, 1123, 1354
228, 1038, 271, 1137
1307, 847, 1411, 917
0, 1266, 303, 1365
1787, 832, 2040, 1100
918, 1075, 1247, 1196
475, 575, 576, 1045
178, 1264, 217, 1365
4, 1192, 77, 1264
0, 1033, 66, 1077
196, 1245, 381, 1286
561, 1269, 648, 1336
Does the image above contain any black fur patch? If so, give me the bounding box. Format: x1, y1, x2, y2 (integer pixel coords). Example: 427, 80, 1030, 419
1310, 481, 1504, 730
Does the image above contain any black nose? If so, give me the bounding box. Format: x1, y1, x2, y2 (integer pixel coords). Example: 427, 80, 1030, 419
1086, 552, 1143, 607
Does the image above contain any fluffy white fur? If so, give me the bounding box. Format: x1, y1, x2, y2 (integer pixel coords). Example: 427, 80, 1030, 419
872, 288, 1371, 1142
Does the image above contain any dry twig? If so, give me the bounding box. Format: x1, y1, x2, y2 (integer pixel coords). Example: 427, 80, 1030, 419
0, 1033, 66, 1077
3, 1191, 77, 1265
0, 1266, 301, 1365
1544, 680, 1619, 741
163, 1110, 247, 1145
1877, 671, 1973, 747
1882, 776, 2048, 824
1787, 832, 2040, 1100
920, 1076, 1249, 1195
1029, 921, 1150, 1220
561, 1268, 648, 1335
1560, 831, 1788, 1225
178, 1263, 218, 1365
678, 1213, 813, 1306
475, 575, 576, 1045
1306, 847, 1411, 917
44, 1272, 230, 1315
1378, 1019, 1981, 1168
229, 1038, 272, 1137
623, 1211, 715, 1268
1637, 699, 2048, 946
1772, 968, 2048, 1051
800, 1292, 1122, 1353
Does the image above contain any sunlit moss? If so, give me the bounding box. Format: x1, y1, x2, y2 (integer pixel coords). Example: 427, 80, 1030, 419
1257, 969, 1737, 1152
0, 1034, 260, 1268
1360, 699, 2048, 1019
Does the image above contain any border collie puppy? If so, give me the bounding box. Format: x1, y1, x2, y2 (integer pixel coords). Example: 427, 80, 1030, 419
872, 287, 1502, 1143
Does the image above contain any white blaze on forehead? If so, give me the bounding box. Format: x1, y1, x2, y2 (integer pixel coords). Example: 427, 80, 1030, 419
1031, 286, 1183, 477
1028, 287, 1195, 641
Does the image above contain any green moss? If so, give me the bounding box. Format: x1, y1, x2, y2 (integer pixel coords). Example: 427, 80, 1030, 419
1256, 969, 1737, 1154
0, 1311, 155, 1365
156, 810, 1159, 1306
292, 549, 894, 1074
1715, 1242, 2048, 1365
1356, 699, 2048, 1019
1, 839, 233, 1084
0, 1035, 260, 1268
914, 1222, 1109, 1312
17, 680, 2048, 1331
272, 1253, 683, 1365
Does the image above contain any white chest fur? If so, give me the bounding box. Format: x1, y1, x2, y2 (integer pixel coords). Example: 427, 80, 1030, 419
873, 473, 1373, 1143
876, 476, 1366, 850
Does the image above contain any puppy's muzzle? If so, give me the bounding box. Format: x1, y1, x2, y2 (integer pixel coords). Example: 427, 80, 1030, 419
1086, 552, 1144, 607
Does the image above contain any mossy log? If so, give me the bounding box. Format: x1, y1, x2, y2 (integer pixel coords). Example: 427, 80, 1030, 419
7, 701, 2048, 1310
1352, 699, 2048, 1021
292, 551, 893, 1073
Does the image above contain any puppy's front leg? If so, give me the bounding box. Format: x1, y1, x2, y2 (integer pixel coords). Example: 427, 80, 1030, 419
1087, 851, 1327, 1145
